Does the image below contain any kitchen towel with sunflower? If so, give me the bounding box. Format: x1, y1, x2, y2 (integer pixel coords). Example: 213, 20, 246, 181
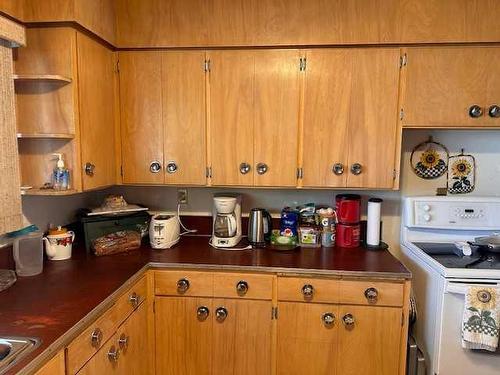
410, 137, 449, 180
462, 287, 500, 351
448, 152, 475, 194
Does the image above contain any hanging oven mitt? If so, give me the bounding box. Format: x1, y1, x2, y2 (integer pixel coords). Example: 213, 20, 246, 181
462, 287, 500, 351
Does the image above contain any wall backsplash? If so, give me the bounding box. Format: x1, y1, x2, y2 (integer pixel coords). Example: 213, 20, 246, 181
21, 130, 500, 256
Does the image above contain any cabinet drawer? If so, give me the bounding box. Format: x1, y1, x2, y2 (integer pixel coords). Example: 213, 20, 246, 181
155, 270, 213, 297
67, 276, 147, 374
213, 273, 273, 300
339, 280, 404, 307
277, 277, 339, 303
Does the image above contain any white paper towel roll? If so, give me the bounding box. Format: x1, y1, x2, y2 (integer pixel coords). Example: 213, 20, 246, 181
367, 198, 382, 246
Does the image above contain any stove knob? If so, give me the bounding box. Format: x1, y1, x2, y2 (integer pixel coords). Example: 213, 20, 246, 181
423, 214, 432, 222
422, 204, 431, 212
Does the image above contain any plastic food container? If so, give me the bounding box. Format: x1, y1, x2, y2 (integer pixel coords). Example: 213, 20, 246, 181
12, 230, 44, 276
298, 226, 321, 248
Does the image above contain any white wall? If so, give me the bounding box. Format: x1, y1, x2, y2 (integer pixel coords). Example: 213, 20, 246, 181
21, 130, 500, 256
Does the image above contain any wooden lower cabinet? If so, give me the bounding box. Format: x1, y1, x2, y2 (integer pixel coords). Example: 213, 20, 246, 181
34, 351, 65, 375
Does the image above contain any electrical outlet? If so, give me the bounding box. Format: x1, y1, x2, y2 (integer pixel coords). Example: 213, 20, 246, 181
177, 189, 188, 204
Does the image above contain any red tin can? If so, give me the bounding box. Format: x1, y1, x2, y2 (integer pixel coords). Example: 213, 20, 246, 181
335, 194, 361, 224
336, 223, 360, 248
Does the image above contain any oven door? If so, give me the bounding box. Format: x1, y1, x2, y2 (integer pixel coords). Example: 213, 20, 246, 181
437, 279, 500, 375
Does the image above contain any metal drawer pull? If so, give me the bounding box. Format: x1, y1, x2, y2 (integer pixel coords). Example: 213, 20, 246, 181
197, 306, 210, 321
332, 163, 344, 175
215, 307, 228, 322
177, 278, 190, 294
488, 105, 500, 118
350, 163, 363, 175
166, 161, 178, 174
149, 161, 162, 173
118, 333, 129, 351
256, 163, 268, 175
107, 345, 120, 363
364, 287, 379, 303
239, 162, 251, 175
301, 284, 314, 299
84, 162, 96, 176
236, 280, 249, 296
342, 313, 355, 328
129, 292, 140, 308
469, 105, 483, 118
322, 312, 336, 327
90, 328, 103, 348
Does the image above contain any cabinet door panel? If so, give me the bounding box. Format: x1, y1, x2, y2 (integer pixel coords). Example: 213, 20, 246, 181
346, 48, 400, 188
162, 52, 207, 185
254, 50, 300, 187
301, 49, 350, 187
119, 52, 164, 184
155, 297, 212, 375
277, 302, 338, 375
337, 305, 401, 375
403, 47, 499, 127
212, 299, 272, 375
77, 332, 119, 375
209, 51, 254, 186
77, 33, 116, 190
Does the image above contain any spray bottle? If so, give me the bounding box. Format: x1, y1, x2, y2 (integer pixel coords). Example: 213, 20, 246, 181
52, 153, 70, 190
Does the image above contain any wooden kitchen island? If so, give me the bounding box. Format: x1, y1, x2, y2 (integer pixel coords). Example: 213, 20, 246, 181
0, 237, 410, 375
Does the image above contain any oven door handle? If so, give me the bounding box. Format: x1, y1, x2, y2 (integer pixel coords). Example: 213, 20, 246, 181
446, 283, 500, 295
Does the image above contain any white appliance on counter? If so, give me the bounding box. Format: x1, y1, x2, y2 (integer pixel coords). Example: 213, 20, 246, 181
401, 196, 500, 375
149, 213, 180, 249
211, 195, 242, 248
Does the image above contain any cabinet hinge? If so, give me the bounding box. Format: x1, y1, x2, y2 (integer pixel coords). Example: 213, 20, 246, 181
401, 311, 404, 326
400, 108, 404, 120
116, 60, 120, 73
393, 169, 397, 180
297, 167, 303, 179
399, 53, 407, 68
153, 300, 156, 314
204, 59, 211, 73
272, 306, 278, 320
120, 165, 123, 177
206, 166, 212, 178
299, 57, 307, 71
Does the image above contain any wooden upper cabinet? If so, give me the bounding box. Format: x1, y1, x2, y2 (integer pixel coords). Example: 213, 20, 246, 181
403, 47, 500, 128
77, 33, 116, 190
119, 51, 164, 184
209, 51, 254, 186
253, 50, 300, 187
162, 52, 207, 185
301, 49, 351, 188
346, 48, 400, 189
336, 305, 402, 375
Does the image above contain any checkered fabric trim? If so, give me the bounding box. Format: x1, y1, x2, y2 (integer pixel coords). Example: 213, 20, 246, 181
463, 322, 500, 338
414, 161, 447, 179
449, 185, 474, 194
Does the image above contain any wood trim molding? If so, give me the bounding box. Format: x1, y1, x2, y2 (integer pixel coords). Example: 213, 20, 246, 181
0, 14, 25, 46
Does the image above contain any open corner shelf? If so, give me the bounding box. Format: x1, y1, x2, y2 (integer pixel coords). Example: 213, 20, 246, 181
21, 188, 79, 196
13, 74, 73, 83
17, 133, 75, 140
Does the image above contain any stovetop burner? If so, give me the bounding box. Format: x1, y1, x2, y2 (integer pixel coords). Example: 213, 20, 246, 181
413, 242, 500, 269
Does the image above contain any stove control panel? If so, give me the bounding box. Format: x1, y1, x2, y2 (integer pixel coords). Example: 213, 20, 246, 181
406, 197, 500, 230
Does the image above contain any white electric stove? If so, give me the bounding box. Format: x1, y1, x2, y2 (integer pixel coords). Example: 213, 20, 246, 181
401, 196, 500, 375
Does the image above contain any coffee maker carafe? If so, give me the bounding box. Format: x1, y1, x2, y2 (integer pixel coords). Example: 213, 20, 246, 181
211, 195, 242, 248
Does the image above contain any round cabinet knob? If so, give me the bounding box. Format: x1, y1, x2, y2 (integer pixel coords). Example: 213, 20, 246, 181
364, 287, 379, 303
239, 162, 251, 175
107, 345, 120, 363
177, 278, 190, 294
342, 313, 355, 328
322, 312, 336, 327
84, 162, 96, 176
256, 163, 268, 175
90, 327, 103, 348
197, 306, 210, 321
129, 292, 140, 308
488, 105, 500, 118
149, 161, 162, 173
301, 284, 314, 299
422, 204, 431, 212
423, 214, 432, 222
166, 161, 178, 174
332, 163, 345, 175
469, 105, 483, 118
118, 333, 129, 351
236, 280, 249, 296
215, 307, 228, 322
350, 163, 363, 175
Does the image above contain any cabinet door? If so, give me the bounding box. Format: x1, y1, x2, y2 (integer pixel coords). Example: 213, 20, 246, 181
155, 297, 212, 375
77, 332, 119, 375
162, 52, 207, 185
34, 351, 65, 375
119, 52, 164, 184
346, 48, 400, 188
77, 33, 116, 190
301, 50, 350, 188
209, 51, 254, 186
403, 47, 500, 128
336, 305, 402, 375
277, 302, 338, 375
116, 302, 152, 375
212, 298, 272, 375
253, 50, 300, 187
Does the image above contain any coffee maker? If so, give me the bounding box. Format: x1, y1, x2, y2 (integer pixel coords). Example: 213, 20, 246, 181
211, 195, 242, 248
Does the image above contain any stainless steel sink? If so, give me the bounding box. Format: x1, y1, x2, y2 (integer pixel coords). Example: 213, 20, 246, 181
0, 337, 39, 374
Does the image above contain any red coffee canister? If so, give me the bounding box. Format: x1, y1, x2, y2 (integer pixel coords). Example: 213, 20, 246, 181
336, 223, 361, 248
335, 194, 361, 224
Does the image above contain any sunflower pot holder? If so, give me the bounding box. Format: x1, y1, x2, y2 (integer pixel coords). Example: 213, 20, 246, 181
448, 151, 475, 194
410, 137, 449, 180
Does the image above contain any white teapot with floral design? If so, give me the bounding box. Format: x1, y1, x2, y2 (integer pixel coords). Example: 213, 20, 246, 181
43, 226, 75, 260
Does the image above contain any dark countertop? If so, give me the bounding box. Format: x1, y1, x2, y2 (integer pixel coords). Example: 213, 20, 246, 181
0, 236, 410, 374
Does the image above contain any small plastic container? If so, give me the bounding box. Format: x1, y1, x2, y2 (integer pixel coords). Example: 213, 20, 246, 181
12, 230, 44, 277
298, 226, 321, 248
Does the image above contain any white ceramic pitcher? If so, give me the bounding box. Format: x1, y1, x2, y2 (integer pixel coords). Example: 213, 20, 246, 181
43, 227, 75, 261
